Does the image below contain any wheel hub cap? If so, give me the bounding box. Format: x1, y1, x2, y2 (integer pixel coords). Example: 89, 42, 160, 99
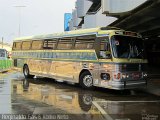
83, 75, 93, 87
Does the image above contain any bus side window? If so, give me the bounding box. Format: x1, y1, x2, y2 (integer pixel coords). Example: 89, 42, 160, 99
13, 42, 22, 50
100, 38, 111, 59
57, 38, 73, 50
43, 39, 57, 49
100, 38, 110, 51
32, 40, 43, 50
75, 35, 95, 49
22, 41, 31, 50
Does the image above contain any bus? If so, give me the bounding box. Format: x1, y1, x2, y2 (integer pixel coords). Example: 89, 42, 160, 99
0, 48, 12, 72
12, 27, 148, 90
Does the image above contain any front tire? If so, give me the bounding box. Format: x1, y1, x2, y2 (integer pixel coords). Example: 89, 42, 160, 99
23, 65, 33, 78
79, 71, 93, 89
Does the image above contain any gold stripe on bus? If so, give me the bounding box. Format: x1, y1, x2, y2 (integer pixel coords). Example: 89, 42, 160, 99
12, 50, 96, 53
112, 58, 148, 63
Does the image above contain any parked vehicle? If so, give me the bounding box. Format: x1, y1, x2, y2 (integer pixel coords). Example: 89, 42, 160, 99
0, 48, 12, 72
12, 27, 148, 90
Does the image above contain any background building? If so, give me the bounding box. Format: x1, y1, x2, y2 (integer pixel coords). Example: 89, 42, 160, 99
68, 0, 147, 30
66, 0, 160, 70
64, 13, 72, 31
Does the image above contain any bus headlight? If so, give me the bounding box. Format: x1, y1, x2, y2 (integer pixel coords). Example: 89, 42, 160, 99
122, 74, 127, 79
101, 73, 110, 80
122, 73, 130, 79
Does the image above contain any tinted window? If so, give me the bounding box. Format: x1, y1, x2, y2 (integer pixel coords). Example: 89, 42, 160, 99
32, 40, 43, 50
13, 42, 22, 50
100, 38, 110, 51
43, 39, 57, 49
22, 41, 31, 50
75, 40, 94, 49
57, 38, 73, 49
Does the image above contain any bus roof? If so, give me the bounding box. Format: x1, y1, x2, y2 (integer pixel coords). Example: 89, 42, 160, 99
14, 27, 124, 41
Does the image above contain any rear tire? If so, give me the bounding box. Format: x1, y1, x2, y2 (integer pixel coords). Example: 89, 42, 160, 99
79, 71, 93, 89
23, 65, 34, 78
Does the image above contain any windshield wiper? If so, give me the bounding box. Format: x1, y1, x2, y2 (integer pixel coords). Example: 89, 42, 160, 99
128, 44, 132, 59
137, 49, 144, 58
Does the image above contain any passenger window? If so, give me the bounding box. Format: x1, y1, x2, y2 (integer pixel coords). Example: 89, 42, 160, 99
57, 38, 73, 49
43, 39, 57, 49
32, 40, 43, 50
13, 42, 22, 50
100, 38, 111, 59
75, 36, 95, 49
100, 38, 110, 51
22, 41, 31, 50
75, 40, 94, 49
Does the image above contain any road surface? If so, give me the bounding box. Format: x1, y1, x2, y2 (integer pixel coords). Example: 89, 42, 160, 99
0, 71, 159, 120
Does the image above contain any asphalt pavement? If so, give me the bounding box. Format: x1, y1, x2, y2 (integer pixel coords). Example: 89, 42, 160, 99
0, 71, 160, 120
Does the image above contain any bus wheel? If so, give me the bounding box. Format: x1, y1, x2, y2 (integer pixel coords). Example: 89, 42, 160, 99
80, 72, 93, 89
23, 65, 33, 78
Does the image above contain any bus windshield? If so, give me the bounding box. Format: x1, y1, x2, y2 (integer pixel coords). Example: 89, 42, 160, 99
111, 35, 145, 59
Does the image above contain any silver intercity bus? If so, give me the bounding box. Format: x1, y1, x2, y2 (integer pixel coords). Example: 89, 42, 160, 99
12, 27, 148, 90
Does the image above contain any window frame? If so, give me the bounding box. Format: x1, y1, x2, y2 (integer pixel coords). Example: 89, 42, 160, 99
74, 35, 96, 50
21, 41, 32, 50
31, 40, 43, 50
12, 42, 22, 50
43, 39, 58, 50
57, 37, 74, 50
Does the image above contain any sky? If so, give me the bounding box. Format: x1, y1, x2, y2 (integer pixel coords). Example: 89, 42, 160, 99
0, 0, 76, 43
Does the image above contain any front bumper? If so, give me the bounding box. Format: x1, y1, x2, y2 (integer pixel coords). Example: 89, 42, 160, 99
109, 80, 147, 90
